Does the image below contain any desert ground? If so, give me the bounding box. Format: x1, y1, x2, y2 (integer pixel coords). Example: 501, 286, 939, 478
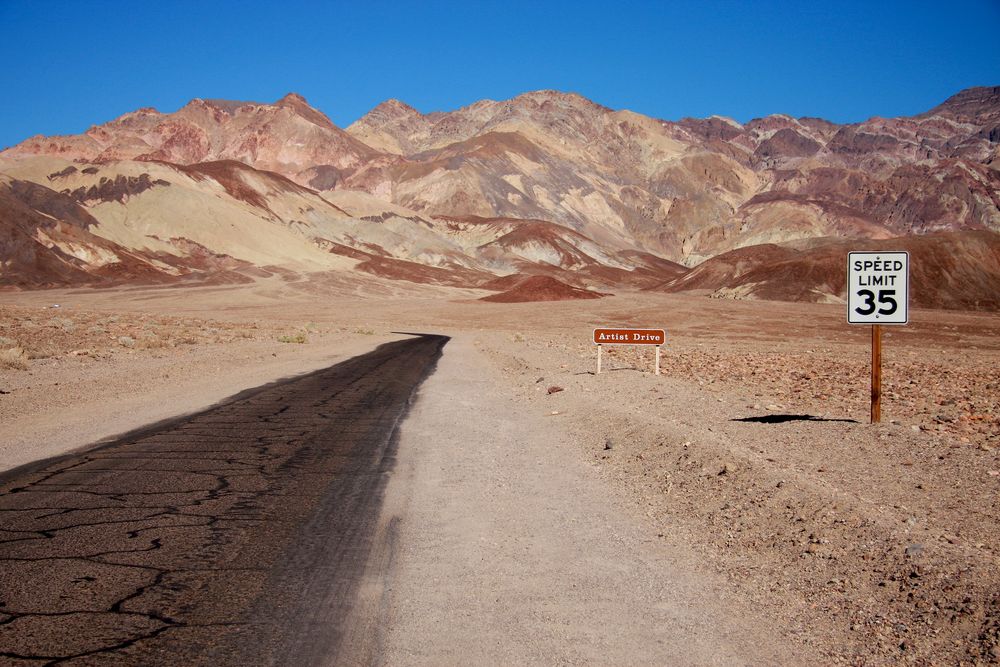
1, 277, 998, 665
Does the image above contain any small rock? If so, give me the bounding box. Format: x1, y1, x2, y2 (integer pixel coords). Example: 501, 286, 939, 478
547, 386, 564, 395
910, 425, 921, 433
604, 439, 613, 451
904, 543, 924, 558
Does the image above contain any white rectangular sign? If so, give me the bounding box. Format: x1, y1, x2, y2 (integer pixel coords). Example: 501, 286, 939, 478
847, 251, 909, 324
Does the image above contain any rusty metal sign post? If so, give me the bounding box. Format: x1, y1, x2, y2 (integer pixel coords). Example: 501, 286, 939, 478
593, 328, 666, 376
847, 252, 909, 423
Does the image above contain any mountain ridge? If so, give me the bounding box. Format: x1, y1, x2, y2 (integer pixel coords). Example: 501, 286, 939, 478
2, 87, 999, 308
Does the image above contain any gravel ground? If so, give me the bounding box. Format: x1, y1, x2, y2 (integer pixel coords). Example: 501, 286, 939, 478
481, 328, 1000, 665
377, 336, 804, 665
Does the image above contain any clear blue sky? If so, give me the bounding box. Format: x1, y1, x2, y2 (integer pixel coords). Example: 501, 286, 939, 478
1, 0, 998, 149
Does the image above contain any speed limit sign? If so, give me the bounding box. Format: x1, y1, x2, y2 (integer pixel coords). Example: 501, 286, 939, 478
847, 252, 909, 325
848, 251, 909, 424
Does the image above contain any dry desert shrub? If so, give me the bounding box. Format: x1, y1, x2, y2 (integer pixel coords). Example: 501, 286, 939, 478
0, 347, 28, 370
49, 317, 76, 332
0, 336, 16, 347
278, 333, 307, 344
138, 335, 169, 350
118, 336, 136, 348
26, 345, 58, 360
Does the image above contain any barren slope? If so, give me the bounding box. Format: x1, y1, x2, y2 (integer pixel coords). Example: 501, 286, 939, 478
657, 230, 1000, 310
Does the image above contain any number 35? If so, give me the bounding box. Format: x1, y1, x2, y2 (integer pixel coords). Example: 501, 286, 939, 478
855, 289, 897, 316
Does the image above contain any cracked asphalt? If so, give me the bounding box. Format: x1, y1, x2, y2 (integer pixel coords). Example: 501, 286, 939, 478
0, 334, 448, 666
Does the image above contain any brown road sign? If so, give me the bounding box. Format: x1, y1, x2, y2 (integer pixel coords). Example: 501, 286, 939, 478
593, 328, 665, 345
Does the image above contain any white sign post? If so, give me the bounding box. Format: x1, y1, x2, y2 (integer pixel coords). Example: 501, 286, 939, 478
847, 251, 910, 423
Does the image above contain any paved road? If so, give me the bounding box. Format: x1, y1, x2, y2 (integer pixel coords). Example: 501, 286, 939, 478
0, 334, 447, 666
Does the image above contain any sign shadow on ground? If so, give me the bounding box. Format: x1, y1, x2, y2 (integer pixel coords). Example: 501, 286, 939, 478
731, 414, 860, 424
576, 366, 645, 375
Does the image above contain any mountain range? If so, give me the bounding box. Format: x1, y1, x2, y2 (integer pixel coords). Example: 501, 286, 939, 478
1, 86, 998, 308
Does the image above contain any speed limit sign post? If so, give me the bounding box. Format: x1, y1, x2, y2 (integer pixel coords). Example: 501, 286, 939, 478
847, 252, 909, 424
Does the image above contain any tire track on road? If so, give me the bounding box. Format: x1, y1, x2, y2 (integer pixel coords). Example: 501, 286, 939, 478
0, 334, 447, 666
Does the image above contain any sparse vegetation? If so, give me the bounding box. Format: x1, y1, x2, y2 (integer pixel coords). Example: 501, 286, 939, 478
0, 305, 283, 359
26, 346, 58, 360
278, 333, 308, 344
138, 334, 169, 350
0, 347, 28, 370
50, 317, 76, 332
353, 328, 374, 336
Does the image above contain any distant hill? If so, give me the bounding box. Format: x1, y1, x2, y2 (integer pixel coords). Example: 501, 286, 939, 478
2, 87, 998, 309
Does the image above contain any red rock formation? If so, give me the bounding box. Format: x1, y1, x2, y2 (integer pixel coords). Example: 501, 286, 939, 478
479, 275, 609, 302
654, 231, 1000, 311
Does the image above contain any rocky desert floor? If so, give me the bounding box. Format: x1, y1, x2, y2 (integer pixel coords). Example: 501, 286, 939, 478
1, 276, 998, 665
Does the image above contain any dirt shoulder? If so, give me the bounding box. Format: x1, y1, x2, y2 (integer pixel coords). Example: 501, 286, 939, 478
376, 336, 806, 665
476, 327, 1000, 665
0, 303, 404, 472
